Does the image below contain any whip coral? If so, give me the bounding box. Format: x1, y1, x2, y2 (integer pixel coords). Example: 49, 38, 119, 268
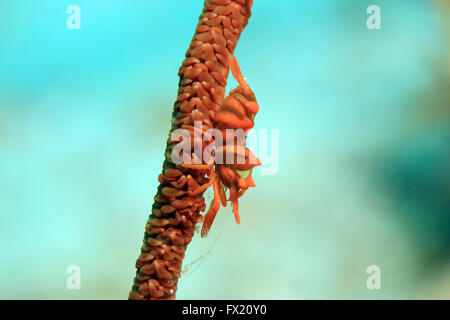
129, 0, 254, 300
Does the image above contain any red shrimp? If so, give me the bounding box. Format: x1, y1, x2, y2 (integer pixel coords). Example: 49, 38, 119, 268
182, 56, 261, 237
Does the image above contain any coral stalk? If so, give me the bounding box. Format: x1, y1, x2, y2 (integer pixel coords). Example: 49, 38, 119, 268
129, 0, 254, 300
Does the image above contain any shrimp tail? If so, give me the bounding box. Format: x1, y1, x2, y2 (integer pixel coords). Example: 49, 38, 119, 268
230, 56, 248, 88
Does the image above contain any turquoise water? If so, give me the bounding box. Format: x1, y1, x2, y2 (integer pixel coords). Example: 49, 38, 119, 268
0, 0, 449, 299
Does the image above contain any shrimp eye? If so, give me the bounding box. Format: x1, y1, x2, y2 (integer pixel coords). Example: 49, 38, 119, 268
237, 169, 252, 179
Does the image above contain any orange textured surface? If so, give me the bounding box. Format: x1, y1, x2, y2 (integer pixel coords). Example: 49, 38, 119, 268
129, 0, 253, 300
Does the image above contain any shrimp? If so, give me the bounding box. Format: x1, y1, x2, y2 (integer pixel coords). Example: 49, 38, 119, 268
182, 56, 261, 237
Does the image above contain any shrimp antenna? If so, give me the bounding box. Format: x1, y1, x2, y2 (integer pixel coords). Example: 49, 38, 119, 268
230, 56, 248, 88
